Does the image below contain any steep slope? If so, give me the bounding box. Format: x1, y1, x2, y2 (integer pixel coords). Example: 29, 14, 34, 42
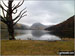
45, 15, 74, 38
45, 15, 74, 31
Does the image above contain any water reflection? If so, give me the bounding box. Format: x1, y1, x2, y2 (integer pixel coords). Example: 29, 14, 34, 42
1, 29, 61, 40
15, 30, 61, 41
31, 30, 46, 37
48, 31, 74, 38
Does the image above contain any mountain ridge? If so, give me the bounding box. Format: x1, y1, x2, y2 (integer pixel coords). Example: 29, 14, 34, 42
0, 21, 29, 30
45, 15, 74, 38
30, 23, 49, 30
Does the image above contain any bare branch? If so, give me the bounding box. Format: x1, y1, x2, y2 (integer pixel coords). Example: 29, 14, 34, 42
17, 0, 24, 8
0, 15, 7, 24
0, 15, 4, 20
13, 16, 22, 25
2, 8, 5, 18
21, 10, 27, 16
0, 4, 7, 12
12, 4, 15, 8
12, 9, 17, 14
13, 12, 27, 25
2, 0, 8, 8
2, 8, 8, 21
13, 1, 21, 9
13, 14, 26, 25
12, 0, 24, 11
13, 7, 26, 21
22, 14, 27, 17
0, 15, 5, 21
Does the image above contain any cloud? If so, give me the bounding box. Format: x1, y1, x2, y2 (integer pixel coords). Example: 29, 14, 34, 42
1, 0, 74, 26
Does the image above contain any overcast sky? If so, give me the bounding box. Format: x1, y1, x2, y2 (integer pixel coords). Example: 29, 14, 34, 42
1, 0, 74, 26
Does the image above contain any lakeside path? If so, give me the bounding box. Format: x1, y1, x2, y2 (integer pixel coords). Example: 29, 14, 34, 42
1, 38, 74, 55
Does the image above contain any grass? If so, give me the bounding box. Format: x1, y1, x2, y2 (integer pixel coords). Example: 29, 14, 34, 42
1, 38, 74, 55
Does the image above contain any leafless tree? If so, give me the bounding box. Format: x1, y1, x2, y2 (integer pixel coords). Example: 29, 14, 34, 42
0, 0, 27, 40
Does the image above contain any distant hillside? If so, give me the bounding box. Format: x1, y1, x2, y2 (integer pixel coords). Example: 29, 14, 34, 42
0, 21, 29, 30
14, 23, 29, 30
0, 22, 7, 29
45, 15, 74, 38
30, 23, 49, 30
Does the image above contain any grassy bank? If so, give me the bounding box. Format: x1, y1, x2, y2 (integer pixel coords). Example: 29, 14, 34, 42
1, 38, 74, 55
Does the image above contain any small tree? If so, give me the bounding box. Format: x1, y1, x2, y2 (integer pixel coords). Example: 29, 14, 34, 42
0, 0, 27, 40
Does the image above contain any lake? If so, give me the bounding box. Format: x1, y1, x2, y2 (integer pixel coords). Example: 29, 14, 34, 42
1, 29, 61, 41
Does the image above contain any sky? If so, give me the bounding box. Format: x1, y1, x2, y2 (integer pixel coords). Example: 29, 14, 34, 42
1, 0, 75, 26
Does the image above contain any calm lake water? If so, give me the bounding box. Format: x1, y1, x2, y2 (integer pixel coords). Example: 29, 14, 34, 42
1, 30, 61, 41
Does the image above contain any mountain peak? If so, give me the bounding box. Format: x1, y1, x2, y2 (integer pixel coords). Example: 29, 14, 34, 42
30, 23, 48, 30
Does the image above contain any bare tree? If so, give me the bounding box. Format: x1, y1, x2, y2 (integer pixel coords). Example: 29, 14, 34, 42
0, 0, 27, 40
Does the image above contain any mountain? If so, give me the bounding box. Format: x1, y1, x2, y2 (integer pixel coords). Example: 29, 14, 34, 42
14, 23, 29, 30
45, 15, 74, 38
30, 23, 49, 30
45, 15, 74, 31
0, 21, 29, 30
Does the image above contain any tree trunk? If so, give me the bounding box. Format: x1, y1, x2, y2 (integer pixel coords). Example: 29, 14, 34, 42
1, 0, 26, 40
7, 21, 15, 40
7, 0, 15, 40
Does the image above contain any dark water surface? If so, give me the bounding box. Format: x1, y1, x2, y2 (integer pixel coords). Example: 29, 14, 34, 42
1, 29, 61, 41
